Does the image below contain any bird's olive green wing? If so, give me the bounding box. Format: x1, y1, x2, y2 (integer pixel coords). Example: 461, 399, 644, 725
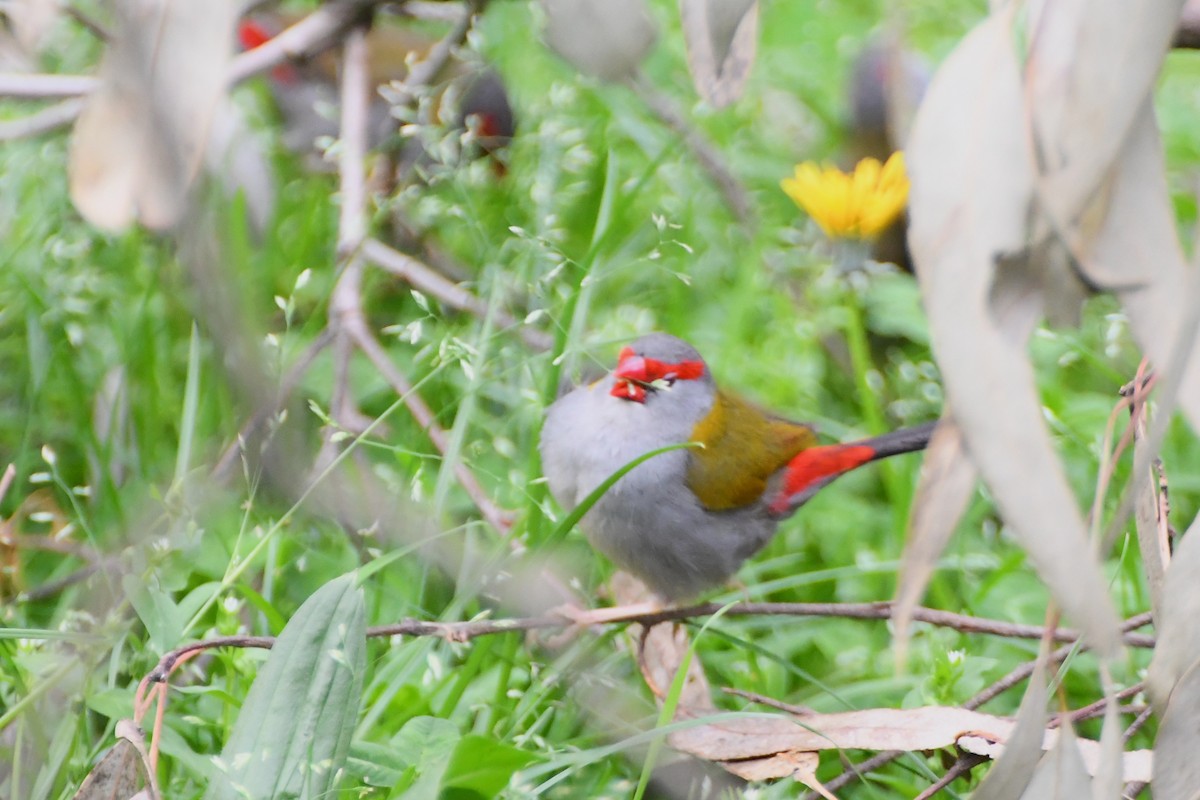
685, 391, 817, 510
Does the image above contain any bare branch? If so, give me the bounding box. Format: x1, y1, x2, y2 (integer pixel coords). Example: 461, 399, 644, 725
0, 73, 98, 98
912, 752, 987, 800
363, 238, 553, 350
630, 72, 754, 228
0, 98, 86, 140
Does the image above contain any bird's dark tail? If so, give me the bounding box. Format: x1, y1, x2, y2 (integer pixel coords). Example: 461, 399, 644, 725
768, 421, 937, 516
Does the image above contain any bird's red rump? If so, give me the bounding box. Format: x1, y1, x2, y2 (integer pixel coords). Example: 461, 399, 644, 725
769, 444, 876, 514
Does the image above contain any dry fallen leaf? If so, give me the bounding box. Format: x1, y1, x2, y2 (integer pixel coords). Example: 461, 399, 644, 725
71, 720, 156, 800
71, 739, 140, 800
719, 750, 834, 798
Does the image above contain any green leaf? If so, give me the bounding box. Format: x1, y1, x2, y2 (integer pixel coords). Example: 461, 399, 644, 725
442, 736, 541, 796
389, 716, 460, 799
205, 573, 366, 800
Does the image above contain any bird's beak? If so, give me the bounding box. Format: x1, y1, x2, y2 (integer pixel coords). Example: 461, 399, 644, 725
611, 348, 650, 403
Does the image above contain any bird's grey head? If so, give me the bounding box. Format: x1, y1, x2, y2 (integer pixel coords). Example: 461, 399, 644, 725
608, 333, 715, 407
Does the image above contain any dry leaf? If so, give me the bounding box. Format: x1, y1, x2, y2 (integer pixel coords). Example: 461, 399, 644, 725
893, 409, 977, 661
72, 721, 154, 800
1026, 0, 1185, 285
8, 0, 60, 55
720, 750, 835, 798
906, 5, 1121, 658
71, 739, 140, 800
1152, 657, 1200, 799
1019, 721, 1092, 800
1091, 678, 1122, 800
541, 0, 658, 82
1146, 512, 1200, 711
669, 704, 1152, 782
678, 0, 758, 108
971, 639, 1049, 800
1094, 110, 1200, 432
69, 0, 239, 231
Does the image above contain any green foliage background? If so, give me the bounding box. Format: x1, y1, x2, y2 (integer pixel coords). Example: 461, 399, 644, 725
3, 0, 1196, 796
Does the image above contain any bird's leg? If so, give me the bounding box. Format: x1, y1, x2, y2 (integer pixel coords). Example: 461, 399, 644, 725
550, 601, 665, 628
542, 572, 670, 646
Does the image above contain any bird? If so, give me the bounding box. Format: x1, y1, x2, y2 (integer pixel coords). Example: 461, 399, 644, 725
237, 14, 515, 171
846, 38, 930, 272
540, 333, 936, 601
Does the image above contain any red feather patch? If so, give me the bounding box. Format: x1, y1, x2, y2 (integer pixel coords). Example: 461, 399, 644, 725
769, 443, 876, 514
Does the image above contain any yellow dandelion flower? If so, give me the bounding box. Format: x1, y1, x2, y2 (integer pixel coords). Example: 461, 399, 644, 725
781, 151, 910, 240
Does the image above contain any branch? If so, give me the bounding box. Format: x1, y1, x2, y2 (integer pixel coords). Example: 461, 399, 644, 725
144, 603, 1154, 686
362, 238, 553, 351
227, 0, 388, 86
912, 752, 987, 800
0, 98, 87, 141
0, 73, 98, 98
629, 72, 754, 228
802, 610, 1154, 799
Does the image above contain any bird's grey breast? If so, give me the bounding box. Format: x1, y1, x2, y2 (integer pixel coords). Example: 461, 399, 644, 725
540, 377, 692, 508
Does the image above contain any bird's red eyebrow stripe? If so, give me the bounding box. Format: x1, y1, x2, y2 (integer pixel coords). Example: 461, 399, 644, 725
615, 348, 705, 382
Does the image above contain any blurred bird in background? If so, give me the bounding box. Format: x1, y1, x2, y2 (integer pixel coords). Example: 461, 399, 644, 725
846, 37, 929, 273
238, 10, 516, 178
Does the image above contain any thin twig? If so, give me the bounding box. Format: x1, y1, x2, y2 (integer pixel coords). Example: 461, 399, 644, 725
391, 1, 479, 104
1048, 682, 1145, 728
0, 531, 101, 561
804, 749, 904, 799
227, 0, 387, 86
62, 4, 112, 41
912, 752, 987, 800
0, 98, 87, 140
211, 328, 336, 483
19, 563, 103, 602
630, 72, 754, 228
311, 10, 511, 533
1123, 706, 1153, 743
349, 328, 513, 531
721, 687, 812, 716
362, 238, 552, 350
144, 604, 1153, 687
0, 463, 18, 506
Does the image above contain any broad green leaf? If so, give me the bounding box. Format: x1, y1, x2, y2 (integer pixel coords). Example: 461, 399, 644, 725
205, 573, 366, 800
390, 716, 460, 799
442, 736, 541, 796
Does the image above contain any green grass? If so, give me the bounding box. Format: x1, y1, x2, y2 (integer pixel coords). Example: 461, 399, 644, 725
0, 0, 1187, 797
